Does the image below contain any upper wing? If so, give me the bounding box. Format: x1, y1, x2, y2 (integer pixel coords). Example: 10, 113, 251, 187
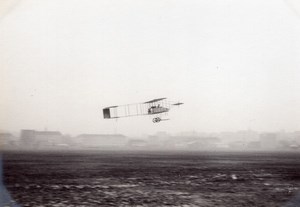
144, 98, 166, 104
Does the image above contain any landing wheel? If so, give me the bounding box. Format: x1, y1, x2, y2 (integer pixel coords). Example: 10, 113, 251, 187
152, 117, 161, 123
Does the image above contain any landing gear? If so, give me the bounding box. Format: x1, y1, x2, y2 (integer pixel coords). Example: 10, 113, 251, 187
152, 117, 161, 123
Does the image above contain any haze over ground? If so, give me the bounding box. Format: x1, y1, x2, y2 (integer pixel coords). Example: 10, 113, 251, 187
1, 0, 300, 136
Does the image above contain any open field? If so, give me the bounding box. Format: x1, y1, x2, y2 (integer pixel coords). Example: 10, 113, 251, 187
3, 151, 300, 206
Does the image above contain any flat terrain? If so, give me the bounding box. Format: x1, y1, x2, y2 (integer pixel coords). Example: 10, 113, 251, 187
3, 151, 300, 206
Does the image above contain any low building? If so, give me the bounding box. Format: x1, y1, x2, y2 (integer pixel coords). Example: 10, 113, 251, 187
20, 129, 65, 148
76, 134, 127, 148
34, 131, 63, 147
0, 133, 16, 148
247, 141, 261, 150
20, 130, 36, 147
260, 133, 278, 150
228, 141, 246, 150
169, 136, 220, 150
127, 139, 148, 148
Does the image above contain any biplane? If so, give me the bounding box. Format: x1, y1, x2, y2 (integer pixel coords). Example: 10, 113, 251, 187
103, 98, 183, 123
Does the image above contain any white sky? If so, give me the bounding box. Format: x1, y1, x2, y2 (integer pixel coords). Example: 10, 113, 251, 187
1, 0, 300, 136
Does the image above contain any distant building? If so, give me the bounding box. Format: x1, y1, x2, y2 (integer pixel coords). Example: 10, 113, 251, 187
20, 129, 64, 148
170, 136, 220, 150
0, 133, 14, 142
228, 141, 246, 150
127, 139, 148, 148
277, 140, 294, 150
219, 130, 258, 144
34, 131, 63, 146
147, 132, 172, 148
20, 130, 36, 147
260, 133, 278, 150
293, 131, 300, 144
0, 133, 16, 148
236, 130, 259, 143
247, 141, 261, 150
76, 134, 127, 148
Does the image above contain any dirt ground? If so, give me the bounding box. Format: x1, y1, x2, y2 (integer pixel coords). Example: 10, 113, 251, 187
3, 151, 300, 206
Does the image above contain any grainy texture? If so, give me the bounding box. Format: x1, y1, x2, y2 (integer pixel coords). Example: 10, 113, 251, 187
3, 151, 300, 207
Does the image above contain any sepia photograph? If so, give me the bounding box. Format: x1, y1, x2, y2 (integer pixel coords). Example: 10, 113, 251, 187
1, 0, 300, 206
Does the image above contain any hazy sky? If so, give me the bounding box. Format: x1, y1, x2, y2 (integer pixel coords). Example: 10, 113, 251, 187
1, 0, 300, 136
